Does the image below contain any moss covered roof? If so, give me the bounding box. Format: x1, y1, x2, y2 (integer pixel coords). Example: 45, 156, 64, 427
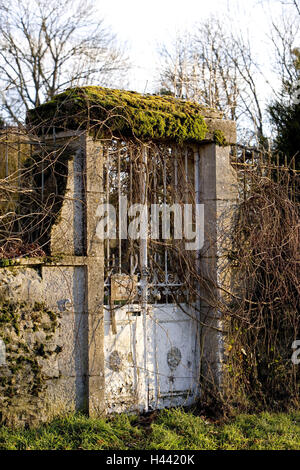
27, 86, 223, 144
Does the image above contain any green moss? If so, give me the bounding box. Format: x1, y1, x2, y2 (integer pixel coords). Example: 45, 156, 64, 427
0, 301, 20, 335
43, 255, 63, 264
213, 129, 228, 147
0, 300, 60, 424
27, 86, 209, 144
0, 259, 23, 270
0, 259, 16, 268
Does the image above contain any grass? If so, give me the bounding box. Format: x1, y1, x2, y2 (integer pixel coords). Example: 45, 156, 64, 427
0, 408, 300, 450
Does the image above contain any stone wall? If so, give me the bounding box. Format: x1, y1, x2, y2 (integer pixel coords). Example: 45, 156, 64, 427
0, 263, 87, 426
0, 131, 105, 426
0, 126, 237, 426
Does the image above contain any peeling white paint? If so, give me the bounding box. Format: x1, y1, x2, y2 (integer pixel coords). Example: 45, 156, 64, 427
104, 303, 200, 413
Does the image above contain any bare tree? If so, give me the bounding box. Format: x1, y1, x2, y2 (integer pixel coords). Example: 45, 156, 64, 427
269, 9, 300, 88
226, 33, 266, 145
157, 18, 266, 145
0, 0, 130, 123
279, 0, 300, 16
158, 21, 240, 121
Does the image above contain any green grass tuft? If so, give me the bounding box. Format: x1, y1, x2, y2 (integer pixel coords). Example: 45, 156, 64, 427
0, 408, 299, 450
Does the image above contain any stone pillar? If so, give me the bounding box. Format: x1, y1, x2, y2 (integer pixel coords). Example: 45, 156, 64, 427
46, 131, 105, 416
198, 141, 237, 391
84, 137, 105, 416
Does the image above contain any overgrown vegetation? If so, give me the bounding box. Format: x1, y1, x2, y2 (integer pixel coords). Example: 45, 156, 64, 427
222, 166, 300, 412
0, 408, 300, 450
27, 86, 209, 143
0, 127, 75, 255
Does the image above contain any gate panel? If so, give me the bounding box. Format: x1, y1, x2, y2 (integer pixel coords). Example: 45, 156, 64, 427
103, 140, 201, 412
104, 305, 147, 413
147, 304, 200, 410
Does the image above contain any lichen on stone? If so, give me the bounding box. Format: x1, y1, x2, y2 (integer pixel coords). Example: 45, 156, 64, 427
0, 300, 60, 427
27, 86, 210, 144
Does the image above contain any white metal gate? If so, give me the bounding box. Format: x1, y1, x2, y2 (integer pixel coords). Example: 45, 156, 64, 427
102, 141, 201, 413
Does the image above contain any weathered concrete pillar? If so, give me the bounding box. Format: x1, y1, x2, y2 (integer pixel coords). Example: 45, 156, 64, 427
46, 131, 105, 415
84, 137, 105, 416
198, 138, 237, 392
